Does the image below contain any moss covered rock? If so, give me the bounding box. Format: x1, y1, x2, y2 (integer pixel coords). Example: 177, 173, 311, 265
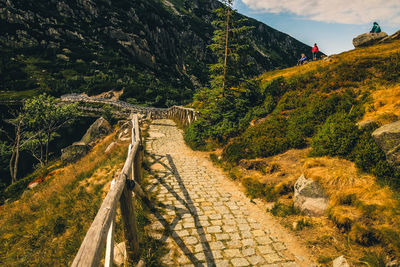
372, 120, 400, 168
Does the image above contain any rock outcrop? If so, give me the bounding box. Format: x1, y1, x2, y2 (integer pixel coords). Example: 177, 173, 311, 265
380, 30, 400, 43
0, 0, 315, 105
333, 255, 350, 267
294, 174, 328, 217
372, 120, 400, 168
80, 117, 112, 146
61, 142, 88, 164
353, 32, 388, 48
61, 117, 111, 163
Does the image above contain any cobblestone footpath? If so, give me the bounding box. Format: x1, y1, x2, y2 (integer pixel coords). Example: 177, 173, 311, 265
145, 119, 307, 267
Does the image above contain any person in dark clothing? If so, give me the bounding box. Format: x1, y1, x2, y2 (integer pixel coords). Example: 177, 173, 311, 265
370, 22, 381, 33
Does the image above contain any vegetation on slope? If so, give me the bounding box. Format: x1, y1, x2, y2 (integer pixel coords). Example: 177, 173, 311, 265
186, 39, 400, 261
0, 0, 312, 106
0, 129, 166, 266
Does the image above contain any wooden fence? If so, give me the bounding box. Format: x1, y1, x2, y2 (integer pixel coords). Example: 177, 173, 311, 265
72, 114, 147, 267
168, 105, 199, 127
71, 103, 198, 266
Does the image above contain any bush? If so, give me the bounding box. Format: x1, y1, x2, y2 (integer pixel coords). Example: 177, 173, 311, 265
222, 141, 249, 163
311, 113, 360, 157
184, 120, 207, 150
241, 178, 278, 202
227, 116, 289, 162
352, 131, 386, 173
270, 202, 299, 217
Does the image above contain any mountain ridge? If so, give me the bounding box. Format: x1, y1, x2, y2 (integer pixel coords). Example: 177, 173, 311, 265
0, 0, 313, 106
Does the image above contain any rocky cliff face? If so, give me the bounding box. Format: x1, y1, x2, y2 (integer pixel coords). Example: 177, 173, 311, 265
0, 0, 312, 106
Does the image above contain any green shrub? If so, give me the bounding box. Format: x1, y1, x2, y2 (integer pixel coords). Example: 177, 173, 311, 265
270, 202, 299, 217
295, 218, 312, 230
311, 113, 360, 157
360, 252, 386, 267
241, 178, 278, 202
376, 52, 400, 82
261, 76, 287, 97
184, 120, 207, 150
223, 141, 249, 163
352, 131, 386, 173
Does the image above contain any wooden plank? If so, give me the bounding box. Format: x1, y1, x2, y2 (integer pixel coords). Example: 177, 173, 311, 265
105, 180, 116, 267
133, 114, 140, 143
120, 182, 140, 262
72, 141, 139, 267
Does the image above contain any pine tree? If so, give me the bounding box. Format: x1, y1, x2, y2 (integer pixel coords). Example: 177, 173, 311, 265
208, 0, 254, 96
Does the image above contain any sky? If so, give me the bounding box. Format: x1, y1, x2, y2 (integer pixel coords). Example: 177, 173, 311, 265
233, 0, 400, 55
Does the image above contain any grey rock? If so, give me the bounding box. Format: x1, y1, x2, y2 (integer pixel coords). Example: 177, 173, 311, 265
61, 142, 88, 164
113, 242, 126, 267
28, 182, 40, 189
80, 117, 112, 145
294, 174, 328, 216
372, 120, 400, 168
353, 32, 388, 48
332, 255, 349, 267
105, 141, 116, 153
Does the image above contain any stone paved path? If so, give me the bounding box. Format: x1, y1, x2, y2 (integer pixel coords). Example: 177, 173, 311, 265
145, 119, 312, 267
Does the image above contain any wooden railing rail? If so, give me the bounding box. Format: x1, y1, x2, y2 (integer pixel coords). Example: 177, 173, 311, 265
72, 114, 146, 267
167, 105, 199, 127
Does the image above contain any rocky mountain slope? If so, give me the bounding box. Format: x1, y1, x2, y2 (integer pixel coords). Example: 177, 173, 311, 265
0, 0, 313, 106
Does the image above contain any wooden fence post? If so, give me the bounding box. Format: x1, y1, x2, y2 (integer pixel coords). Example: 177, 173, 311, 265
105, 179, 116, 267
119, 185, 140, 262
119, 143, 139, 263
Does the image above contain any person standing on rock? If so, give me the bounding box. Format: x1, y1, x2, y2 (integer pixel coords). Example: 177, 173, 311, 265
312, 43, 319, 60
370, 22, 381, 33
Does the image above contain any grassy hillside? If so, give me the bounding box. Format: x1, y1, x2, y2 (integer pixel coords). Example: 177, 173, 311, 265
186, 39, 400, 264
0, 128, 166, 266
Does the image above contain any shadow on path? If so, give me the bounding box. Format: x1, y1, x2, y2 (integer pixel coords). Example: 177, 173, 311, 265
147, 153, 216, 267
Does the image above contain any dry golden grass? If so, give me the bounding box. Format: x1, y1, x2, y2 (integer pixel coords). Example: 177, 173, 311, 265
362, 84, 400, 124
303, 157, 398, 210
259, 40, 400, 86
303, 157, 400, 258
0, 131, 129, 266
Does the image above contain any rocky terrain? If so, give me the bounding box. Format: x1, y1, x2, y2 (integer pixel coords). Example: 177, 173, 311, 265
0, 0, 313, 106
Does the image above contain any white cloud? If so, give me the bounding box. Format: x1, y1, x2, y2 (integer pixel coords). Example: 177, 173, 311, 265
241, 0, 400, 25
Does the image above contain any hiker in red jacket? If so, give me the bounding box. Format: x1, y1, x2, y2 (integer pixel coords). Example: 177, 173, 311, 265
312, 43, 319, 60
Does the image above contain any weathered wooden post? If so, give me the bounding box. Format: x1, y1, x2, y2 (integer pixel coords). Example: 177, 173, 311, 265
119, 141, 140, 263
105, 179, 116, 267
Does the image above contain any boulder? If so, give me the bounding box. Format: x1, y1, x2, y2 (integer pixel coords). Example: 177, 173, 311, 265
353, 32, 388, 48
28, 182, 39, 189
372, 120, 400, 168
61, 142, 88, 164
333, 256, 350, 267
80, 117, 112, 145
294, 174, 328, 217
113, 242, 126, 266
